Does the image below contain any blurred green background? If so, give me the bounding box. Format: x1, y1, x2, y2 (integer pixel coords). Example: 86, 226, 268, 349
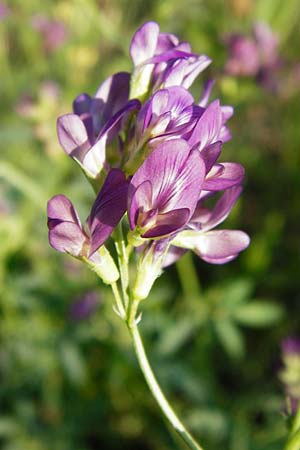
0, 0, 300, 449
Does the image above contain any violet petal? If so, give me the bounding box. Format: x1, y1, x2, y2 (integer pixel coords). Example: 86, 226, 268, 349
194, 229, 250, 263
188, 99, 223, 150
57, 113, 91, 160
130, 21, 159, 65
142, 208, 190, 238
203, 162, 245, 191
199, 185, 243, 231
91, 72, 130, 134
88, 169, 128, 256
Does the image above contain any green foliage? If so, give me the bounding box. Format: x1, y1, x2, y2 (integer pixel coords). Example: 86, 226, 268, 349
1, 0, 300, 449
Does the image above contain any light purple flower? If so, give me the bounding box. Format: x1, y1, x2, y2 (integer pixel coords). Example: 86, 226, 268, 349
47, 169, 128, 257
224, 22, 280, 91
135, 86, 201, 145
31, 14, 68, 53
128, 139, 206, 238
224, 34, 260, 76
130, 21, 211, 97
171, 185, 250, 264
57, 96, 140, 178
0, 2, 9, 20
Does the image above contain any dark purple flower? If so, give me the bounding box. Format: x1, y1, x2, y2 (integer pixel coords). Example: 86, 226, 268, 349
171, 185, 250, 264
130, 21, 211, 98
47, 169, 128, 257
128, 139, 205, 238
69, 291, 99, 321
282, 337, 300, 356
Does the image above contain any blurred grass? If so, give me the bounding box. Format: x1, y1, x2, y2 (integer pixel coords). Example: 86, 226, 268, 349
0, 0, 300, 449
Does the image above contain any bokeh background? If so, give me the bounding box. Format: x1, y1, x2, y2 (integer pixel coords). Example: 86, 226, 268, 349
0, 0, 300, 449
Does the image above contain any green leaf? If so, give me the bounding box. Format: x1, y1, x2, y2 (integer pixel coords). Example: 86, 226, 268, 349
214, 320, 245, 359
155, 316, 199, 356
233, 301, 284, 327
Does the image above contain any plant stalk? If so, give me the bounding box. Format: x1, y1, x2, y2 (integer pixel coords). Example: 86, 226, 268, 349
128, 322, 204, 450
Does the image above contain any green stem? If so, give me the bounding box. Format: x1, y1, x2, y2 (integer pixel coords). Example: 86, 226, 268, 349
114, 223, 130, 309
291, 403, 300, 435
284, 429, 300, 450
128, 322, 205, 450
284, 402, 300, 450
176, 252, 201, 299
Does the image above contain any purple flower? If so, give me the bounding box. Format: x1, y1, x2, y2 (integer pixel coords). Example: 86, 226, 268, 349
130, 21, 211, 98
57, 72, 140, 177
57, 72, 139, 178
280, 337, 300, 414
128, 139, 206, 238
47, 169, 128, 257
31, 14, 68, 53
72, 72, 131, 136
0, 2, 9, 20
126, 86, 235, 175
282, 337, 300, 356
171, 185, 250, 264
224, 34, 260, 76
69, 291, 99, 321
135, 86, 200, 145
224, 22, 280, 91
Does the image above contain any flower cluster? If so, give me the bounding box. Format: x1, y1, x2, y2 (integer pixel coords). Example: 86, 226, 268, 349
47, 21, 249, 299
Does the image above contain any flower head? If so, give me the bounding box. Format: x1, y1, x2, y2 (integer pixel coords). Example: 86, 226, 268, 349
49, 19, 250, 293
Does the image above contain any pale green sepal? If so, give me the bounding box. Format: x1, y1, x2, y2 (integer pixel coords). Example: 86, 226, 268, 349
132, 246, 166, 301
127, 229, 146, 248
130, 64, 153, 101
84, 246, 119, 285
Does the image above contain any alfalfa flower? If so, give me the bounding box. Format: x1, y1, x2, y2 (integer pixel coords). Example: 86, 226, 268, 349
224, 21, 281, 91
172, 185, 250, 264
47, 169, 128, 283
130, 21, 211, 99
57, 73, 140, 180
128, 139, 205, 239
